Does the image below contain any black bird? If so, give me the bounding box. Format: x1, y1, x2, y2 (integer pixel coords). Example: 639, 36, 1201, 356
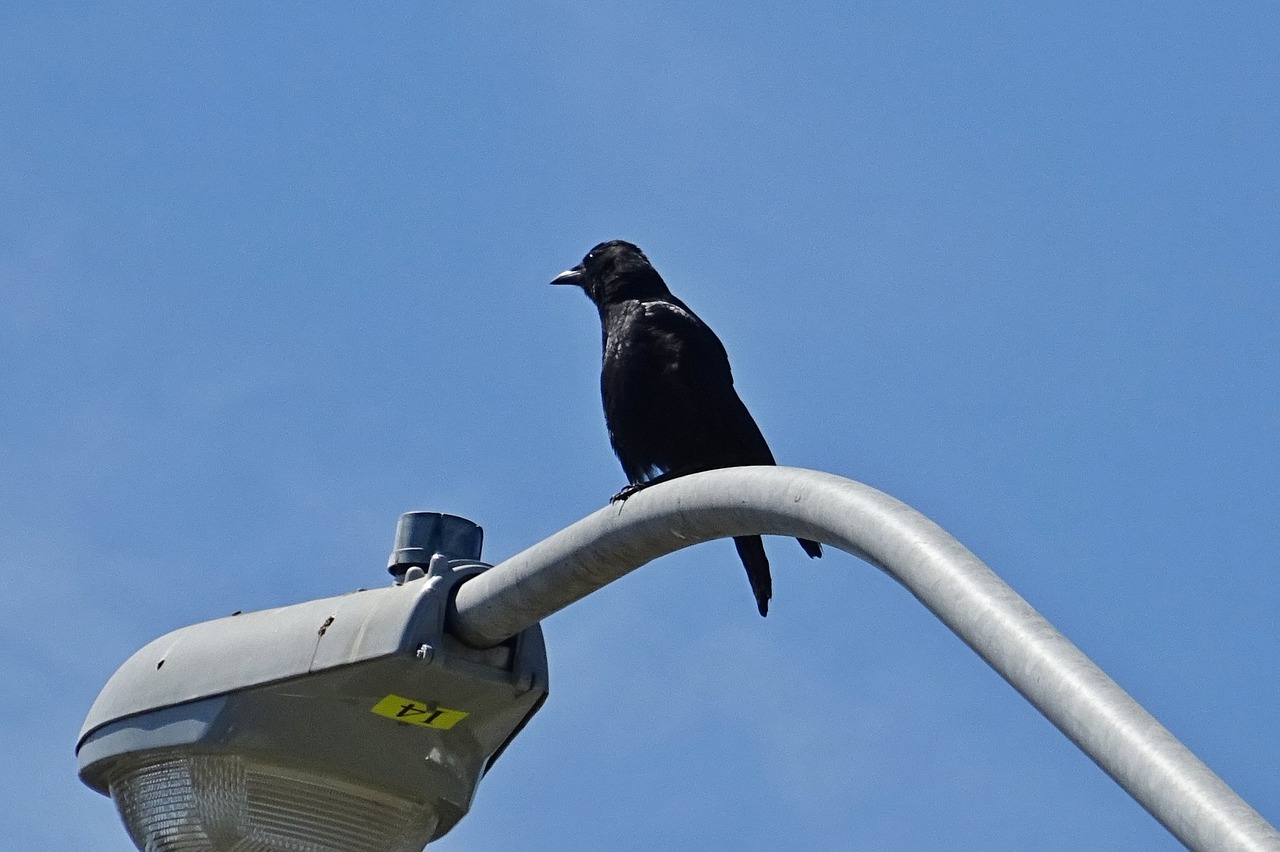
552, 239, 822, 616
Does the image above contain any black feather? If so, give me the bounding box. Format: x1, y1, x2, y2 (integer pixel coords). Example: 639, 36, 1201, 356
553, 240, 822, 616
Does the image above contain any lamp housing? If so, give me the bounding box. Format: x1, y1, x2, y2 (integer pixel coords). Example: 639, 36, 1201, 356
77, 513, 547, 852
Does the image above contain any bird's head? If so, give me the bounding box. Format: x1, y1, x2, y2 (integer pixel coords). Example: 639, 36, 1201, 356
551, 240, 670, 305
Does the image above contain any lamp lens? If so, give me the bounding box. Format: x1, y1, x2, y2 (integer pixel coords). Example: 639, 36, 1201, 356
109, 753, 439, 852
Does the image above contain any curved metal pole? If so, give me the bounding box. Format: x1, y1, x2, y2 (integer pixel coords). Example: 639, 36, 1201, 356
448, 466, 1279, 852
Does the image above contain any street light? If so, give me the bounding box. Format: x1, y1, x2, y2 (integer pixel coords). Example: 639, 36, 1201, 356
76, 512, 548, 852
79, 469, 1280, 851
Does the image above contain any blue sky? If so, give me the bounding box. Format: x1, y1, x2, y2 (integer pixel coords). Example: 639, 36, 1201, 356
4, 4, 1277, 849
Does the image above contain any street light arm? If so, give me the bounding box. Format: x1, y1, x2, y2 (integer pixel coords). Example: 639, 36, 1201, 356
448, 465, 1279, 852
449, 466, 878, 647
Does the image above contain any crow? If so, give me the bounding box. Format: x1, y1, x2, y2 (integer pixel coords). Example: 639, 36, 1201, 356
552, 239, 822, 616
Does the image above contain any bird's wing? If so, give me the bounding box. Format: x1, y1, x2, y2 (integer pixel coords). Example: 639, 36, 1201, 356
639, 298, 731, 372
636, 299, 776, 467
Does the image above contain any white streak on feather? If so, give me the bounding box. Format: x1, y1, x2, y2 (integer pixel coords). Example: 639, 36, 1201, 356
639, 300, 695, 322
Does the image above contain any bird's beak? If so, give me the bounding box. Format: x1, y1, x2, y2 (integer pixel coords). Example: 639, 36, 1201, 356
550, 264, 585, 287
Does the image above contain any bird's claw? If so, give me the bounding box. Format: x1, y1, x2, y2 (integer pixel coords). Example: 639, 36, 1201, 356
610, 483, 647, 503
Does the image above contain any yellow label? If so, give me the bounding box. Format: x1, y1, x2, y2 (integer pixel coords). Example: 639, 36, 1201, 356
371, 694, 469, 730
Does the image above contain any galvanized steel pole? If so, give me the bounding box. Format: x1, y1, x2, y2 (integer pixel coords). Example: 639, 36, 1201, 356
448, 466, 1278, 852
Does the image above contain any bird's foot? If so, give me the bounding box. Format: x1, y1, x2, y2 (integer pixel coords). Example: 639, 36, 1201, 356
610, 482, 649, 503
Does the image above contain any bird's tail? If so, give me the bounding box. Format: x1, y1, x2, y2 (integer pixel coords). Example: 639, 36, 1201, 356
798, 538, 823, 559
733, 535, 772, 617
